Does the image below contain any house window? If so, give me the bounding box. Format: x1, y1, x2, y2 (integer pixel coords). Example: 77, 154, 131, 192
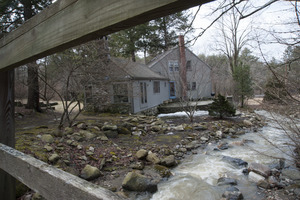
140, 82, 147, 104
168, 60, 179, 72
113, 83, 128, 103
192, 82, 196, 90
153, 81, 160, 93
186, 60, 192, 71
187, 82, 196, 91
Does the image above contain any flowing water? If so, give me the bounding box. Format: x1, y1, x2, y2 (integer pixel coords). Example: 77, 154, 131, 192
143, 110, 297, 200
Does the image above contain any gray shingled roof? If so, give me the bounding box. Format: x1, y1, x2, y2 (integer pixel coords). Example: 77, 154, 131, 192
111, 57, 168, 80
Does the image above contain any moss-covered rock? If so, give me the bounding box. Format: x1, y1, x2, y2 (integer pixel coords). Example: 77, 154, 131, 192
154, 164, 172, 178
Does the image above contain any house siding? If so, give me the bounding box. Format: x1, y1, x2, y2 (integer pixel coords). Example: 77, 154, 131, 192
149, 48, 212, 99
131, 80, 169, 113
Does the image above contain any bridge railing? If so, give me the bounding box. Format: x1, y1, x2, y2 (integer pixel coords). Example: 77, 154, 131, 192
0, 143, 123, 200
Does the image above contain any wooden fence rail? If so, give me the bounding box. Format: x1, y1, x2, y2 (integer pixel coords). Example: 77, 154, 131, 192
0, 143, 123, 200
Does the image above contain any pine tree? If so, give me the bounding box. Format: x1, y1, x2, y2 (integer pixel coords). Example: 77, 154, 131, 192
209, 94, 236, 119
233, 62, 253, 107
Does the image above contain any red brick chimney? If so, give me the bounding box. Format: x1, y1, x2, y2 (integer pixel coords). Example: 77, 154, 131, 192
179, 35, 187, 99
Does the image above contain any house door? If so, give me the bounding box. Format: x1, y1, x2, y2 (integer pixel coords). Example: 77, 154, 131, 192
140, 82, 148, 108
169, 81, 176, 99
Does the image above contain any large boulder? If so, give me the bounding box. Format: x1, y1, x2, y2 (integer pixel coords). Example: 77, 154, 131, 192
222, 156, 248, 168
122, 171, 158, 193
80, 165, 102, 181
160, 155, 176, 167
248, 162, 271, 178
217, 177, 237, 186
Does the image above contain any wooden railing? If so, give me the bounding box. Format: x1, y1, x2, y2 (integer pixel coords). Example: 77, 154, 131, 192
0, 143, 123, 200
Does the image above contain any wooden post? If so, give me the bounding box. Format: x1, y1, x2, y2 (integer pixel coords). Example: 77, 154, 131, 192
0, 69, 15, 200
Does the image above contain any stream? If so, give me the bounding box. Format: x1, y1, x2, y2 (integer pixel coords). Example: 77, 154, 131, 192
143, 110, 297, 200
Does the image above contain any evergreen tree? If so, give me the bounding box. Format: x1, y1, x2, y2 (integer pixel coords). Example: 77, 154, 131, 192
209, 94, 236, 119
233, 62, 253, 107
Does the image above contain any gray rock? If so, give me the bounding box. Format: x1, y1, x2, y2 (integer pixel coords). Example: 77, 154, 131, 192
249, 171, 265, 183
48, 153, 60, 164
136, 149, 148, 159
44, 145, 53, 152
174, 125, 184, 131
41, 134, 54, 143
103, 130, 118, 138
186, 141, 200, 150
281, 168, 300, 180
80, 165, 102, 181
117, 127, 131, 135
122, 171, 158, 192
79, 130, 96, 140
248, 162, 271, 178
146, 152, 160, 164
102, 124, 118, 131
154, 164, 172, 178
222, 156, 248, 168
77, 123, 87, 130
216, 131, 223, 138
64, 127, 73, 135
160, 155, 176, 167
217, 177, 237, 186
151, 125, 162, 132
243, 120, 253, 127
257, 179, 270, 189
131, 161, 144, 170
222, 190, 244, 200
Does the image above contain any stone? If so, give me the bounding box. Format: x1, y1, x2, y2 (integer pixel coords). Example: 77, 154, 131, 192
216, 131, 223, 138
174, 125, 184, 131
186, 141, 200, 150
122, 171, 158, 193
243, 120, 253, 127
151, 125, 162, 132
160, 155, 176, 167
64, 127, 73, 135
102, 124, 118, 131
97, 135, 109, 141
80, 165, 102, 181
218, 142, 229, 150
200, 136, 209, 141
281, 168, 300, 180
136, 149, 148, 159
44, 145, 53, 152
131, 161, 144, 170
222, 156, 248, 168
104, 130, 118, 138
79, 130, 96, 140
32, 193, 46, 200
222, 190, 243, 200
249, 172, 265, 183
132, 131, 142, 136
77, 123, 87, 130
217, 177, 237, 186
117, 127, 131, 135
146, 152, 160, 164
48, 153, 60, 164
257, 179, 270, 189
248, 162, 271, 178
41, 134, 54, 143
154, 164, 172, 178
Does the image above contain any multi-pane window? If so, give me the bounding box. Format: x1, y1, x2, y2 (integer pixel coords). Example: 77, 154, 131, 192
168, 60, 179, 72
187, 82, 196, 91
153, 81, 160, 93
113, 83, 128, 103
186, 60, 192, 71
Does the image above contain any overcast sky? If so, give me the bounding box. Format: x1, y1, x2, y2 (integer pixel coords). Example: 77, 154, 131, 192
188, 0, 299, 61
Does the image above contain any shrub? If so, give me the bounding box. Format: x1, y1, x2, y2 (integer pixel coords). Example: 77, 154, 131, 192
209, 94, 236, 118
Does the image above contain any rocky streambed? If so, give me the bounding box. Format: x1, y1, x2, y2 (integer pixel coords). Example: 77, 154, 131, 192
15, 110, 300, 200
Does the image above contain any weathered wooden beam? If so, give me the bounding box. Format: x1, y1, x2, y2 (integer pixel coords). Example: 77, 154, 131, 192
0, 143, 123, 200
0, 0, 213, 71
0, 70, 15, 200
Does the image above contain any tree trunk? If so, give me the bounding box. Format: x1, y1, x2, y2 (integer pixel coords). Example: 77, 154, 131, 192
0, 69, 15, 200
22, 0, 41, 112
26, 62, 41, 112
